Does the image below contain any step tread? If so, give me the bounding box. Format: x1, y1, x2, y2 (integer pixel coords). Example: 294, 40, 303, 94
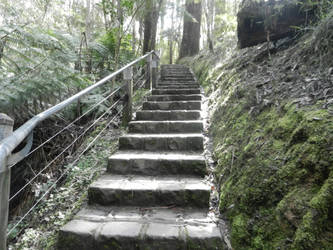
147, 94, 202, 101
142, 101, 201, 111
136, 110, 202, 121
121, 133, 203, 138
129, 120, 203, 125
152, 89, 201, 95
136, 110, 201, 113
108, 151, 206, 177
143, 101, 201, 104
90, 174, 210, 192
60, 211, 225, 249
129, 120, 203, 134
154, 88, 200, 90
109, 150, 205, 161
72, 205, 215, 225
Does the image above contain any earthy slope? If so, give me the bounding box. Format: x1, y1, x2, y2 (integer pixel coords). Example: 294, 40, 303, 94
181, 12, 333, 249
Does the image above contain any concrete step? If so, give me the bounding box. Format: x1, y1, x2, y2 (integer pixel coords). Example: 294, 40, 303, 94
161, 72, 192, 75
136, 110, 201, 121
119, 133, 204, 152
147, 94, 202, 102
108, 151, 206, 176
156, 85, 200, 89
59, 206, 227, 250
162, 66, 189, 69
162, 77, 195, 81
142, 101, 201, 111
158, 83, 199, 87
161, 73, 193, 77
158, 81, 198, 85
161, 74, 192, 77
162, 65, 188, 68
88, 175, 210, 207
162, 67, 189, 69
152, 89, 201, 95
159, 79, 197, 83
129, 121, 203, 133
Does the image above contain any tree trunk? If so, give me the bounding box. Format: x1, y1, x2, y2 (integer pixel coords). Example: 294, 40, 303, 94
85, 0, 91, 40
143, 0, 153, 54
169, 1, 175, 64
179, 0, 202, 59
143, 0, 163, 54
203, 0, 214, 52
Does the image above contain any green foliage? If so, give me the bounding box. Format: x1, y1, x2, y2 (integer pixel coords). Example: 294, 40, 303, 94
0, 23, 124, 124
0, 25, 89, 122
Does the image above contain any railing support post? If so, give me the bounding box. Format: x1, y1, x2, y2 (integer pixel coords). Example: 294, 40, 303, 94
145, 54, 152, 90
151, 54, 158, 89
0, 113, 14, 250
122, 67, 133, 126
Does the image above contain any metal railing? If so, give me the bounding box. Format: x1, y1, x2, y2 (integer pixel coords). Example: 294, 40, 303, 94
0, 51, 160, 249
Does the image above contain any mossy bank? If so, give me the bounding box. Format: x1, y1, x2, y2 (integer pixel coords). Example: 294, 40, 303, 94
181, 12, 333, 249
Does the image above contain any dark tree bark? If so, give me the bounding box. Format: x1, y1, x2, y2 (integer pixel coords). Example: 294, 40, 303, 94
143, 0, 163, 54
179, 0, 202, 59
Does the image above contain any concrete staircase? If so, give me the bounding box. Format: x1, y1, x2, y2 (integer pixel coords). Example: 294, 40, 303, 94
58, 64, 227, 249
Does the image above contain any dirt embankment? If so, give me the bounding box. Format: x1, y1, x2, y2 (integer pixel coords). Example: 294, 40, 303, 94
181, 11, 333, 249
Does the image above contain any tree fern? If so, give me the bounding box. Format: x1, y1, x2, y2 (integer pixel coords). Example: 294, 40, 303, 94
0, 25, 112, 123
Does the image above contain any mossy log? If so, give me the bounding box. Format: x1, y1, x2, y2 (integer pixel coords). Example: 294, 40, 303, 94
237, 0, 316, 48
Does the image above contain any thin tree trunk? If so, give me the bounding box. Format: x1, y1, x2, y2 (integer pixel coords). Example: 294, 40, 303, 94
114, 0, 124, 69
132, 22, 136, 54
169, 1, 175, 64
169, 40, 173, 64
204, 0, 214, 52
138, 20, 143, 55
102, 0, 109, 31
0, 39, 6, 66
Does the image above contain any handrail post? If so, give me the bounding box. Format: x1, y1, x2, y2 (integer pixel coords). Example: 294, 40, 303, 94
151, 54, 158, 89
0, 113, 14, 250
122, 67, 133, 126
145, 54, 152, 90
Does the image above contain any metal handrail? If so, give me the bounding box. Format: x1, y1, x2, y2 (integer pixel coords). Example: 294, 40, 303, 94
0, 50, 159, 249
0, 50, 158, 174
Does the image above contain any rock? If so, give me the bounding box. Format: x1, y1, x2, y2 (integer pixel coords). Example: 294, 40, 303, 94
237, 0, 316, 48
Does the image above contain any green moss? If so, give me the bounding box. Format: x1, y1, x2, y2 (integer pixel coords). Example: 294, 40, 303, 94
292, 173, 333, 249
231, 214, 250, 247
186, 51, 333, 249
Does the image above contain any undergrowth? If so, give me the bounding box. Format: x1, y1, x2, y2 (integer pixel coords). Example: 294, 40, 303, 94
8, 120, 122, 250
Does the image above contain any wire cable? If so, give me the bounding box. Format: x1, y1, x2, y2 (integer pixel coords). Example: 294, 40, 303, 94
9, 83, 125, 169
9, 98, 123, 202
7, 105, 124, 237
133, 74, 145, 89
